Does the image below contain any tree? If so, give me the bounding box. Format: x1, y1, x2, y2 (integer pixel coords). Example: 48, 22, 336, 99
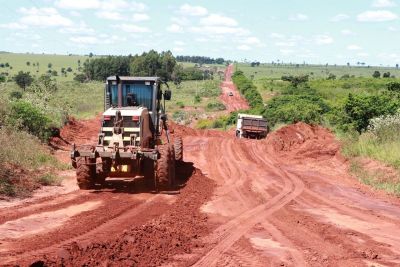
327, 73, 336, 80
0, 75, 5, 83
372, 71, 381, 78
48, 63, 52, 69
67, 67, 72, 72
51, 70, 58, 76
26, 61, 30, 66
74, 73, 86, 83
281, 75, 309, 88
89, 52, 93, 58
14, 71, 33, 91
396, 64, 399, 69
383, 72, 391, 78
5, 63, 9, 67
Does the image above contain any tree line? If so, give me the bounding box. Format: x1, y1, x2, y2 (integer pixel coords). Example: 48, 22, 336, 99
176, 55, 226, 65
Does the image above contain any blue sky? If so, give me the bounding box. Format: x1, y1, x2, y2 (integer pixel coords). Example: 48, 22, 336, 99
1, 0, 400, 66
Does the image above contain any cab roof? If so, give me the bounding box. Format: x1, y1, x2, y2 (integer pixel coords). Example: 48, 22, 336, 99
106, 76, 160, 82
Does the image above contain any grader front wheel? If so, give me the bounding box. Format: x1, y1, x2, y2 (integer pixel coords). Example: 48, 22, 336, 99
76, 158, 95, 189
156, 144, 175, 190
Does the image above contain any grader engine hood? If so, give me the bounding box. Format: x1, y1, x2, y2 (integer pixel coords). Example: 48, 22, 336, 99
100, 107, 148, 148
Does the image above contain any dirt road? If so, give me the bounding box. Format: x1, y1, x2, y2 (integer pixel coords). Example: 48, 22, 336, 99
219, 64, 249, 112
1, 66, 400, 266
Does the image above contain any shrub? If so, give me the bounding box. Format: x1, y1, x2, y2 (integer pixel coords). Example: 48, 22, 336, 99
194, 95, 201, 103
176, 101, 185, 108
387, 82, 400, 92
8, 100, 53, 141
372, 71, 381, 78
264, 94, 330, 126
73, 73, 86, 83
206, 101, 226, 111
343, 93, 399, 132
196, 119, 213, 129
14, 71, 33, 90
9, 91, 23, 100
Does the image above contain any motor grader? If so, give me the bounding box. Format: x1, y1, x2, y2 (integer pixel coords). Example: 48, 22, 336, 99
70, 76, 183, 191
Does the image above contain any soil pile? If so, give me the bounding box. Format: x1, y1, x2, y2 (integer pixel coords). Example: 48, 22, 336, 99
266, 122, 340, 160
36, 165, 215, 267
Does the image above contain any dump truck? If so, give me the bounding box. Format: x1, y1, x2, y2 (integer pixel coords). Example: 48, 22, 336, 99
235, 113, 268, 139
70, 76, 182, 191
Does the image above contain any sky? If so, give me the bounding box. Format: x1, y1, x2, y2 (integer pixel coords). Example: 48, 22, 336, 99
1, 0, 400, 66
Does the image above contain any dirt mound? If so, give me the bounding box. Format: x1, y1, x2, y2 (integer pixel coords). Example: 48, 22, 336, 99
36, 164, 215, 267
266, 122, 340, 159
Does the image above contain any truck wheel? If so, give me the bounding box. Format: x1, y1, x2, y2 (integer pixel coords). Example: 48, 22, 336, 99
76, 158, 95, 190
174, 136, 183, 162
156, 145, 173, 190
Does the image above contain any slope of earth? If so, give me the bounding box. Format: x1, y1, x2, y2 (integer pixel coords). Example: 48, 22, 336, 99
219, 64, 249, 112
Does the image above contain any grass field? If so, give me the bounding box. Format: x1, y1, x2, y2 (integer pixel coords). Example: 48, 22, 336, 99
237, 63, 400, 80
0, 52, 90, 81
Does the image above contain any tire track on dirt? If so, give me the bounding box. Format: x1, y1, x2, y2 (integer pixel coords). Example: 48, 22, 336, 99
192, 139, 305, 266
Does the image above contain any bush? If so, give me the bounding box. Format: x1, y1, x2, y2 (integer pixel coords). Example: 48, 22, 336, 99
387, 82, 400, 92
194, 95, 201, 103
14, 71, 33, 90
196, 119, 213, 129
264, 94, 330, 126
73, 73, 86, 83
206, 101, 226, 111
343, 93, 399, 132
9, 91, 23, 100
8, 100, 53, 141
372, 71, 381, 78
176, 101, 185, 108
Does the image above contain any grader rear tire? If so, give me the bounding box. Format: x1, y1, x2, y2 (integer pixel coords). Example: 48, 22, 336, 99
174, 137, 183, 162
169, 144, 176, 187
76, 158, 95, 189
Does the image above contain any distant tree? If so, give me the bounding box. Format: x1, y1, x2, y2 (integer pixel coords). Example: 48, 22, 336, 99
5, 62, 9, 67
372, 71, 381, 78
78, 59, 81, 66
347, 62, 350, 67
61, 67, 66, 74
383, 72, 391, 78
0, 63, 4, 68
74, 73, 86, 83
48, 63, 52, 69
396, 63, 399, 69
89, 52, 94, 58
340, 74, 350, 79
51, 70, 58, 76
0, 75, 5, 83
281, 75, 309, 87
66, 67, 73, 72
327, 73, 336, 80
26, 61, 30, 66
14, 71, 33, 90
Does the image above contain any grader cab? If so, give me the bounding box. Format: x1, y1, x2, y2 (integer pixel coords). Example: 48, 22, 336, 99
70, 76, 183, 191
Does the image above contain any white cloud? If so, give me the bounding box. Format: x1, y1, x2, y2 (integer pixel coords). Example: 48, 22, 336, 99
55, 0, 100, 9
70, 36, 98, 44
56, 0, 146, 11
275, 41, 295, 47
132, 13, 149, 22
179, 4, 208, 16
190, 26, 249, 36
237, 45, 250, 51
174, 40, 185, 46
115, 23, 150, 33
289, 13, 308, 21
357, 10, 398, 21
19, 7, 73, 27
166, 24, 183, 33
270, 33, 285, 39
372, 0, 396, 8
173, 47, 184, 52
200, 14, 238, 27
0, 22, 28, 29
59, 21, 95, 34
331, 14, 350, 22
314, 35, 333, 45
347, 44, 362, 50
241, 37, 262, 45
357, 52, 369, 57
280, 49, 295, 55
388, 26, 398, 31
341, 29, 354, 35
171, 17, 190, 26
96, 11, 122, 20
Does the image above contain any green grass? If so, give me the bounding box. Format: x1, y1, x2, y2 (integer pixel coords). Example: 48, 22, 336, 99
166, 79, 223, 124
237, 62, 400, 80
0, 52, 91, 81
349, 160, 400, 196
